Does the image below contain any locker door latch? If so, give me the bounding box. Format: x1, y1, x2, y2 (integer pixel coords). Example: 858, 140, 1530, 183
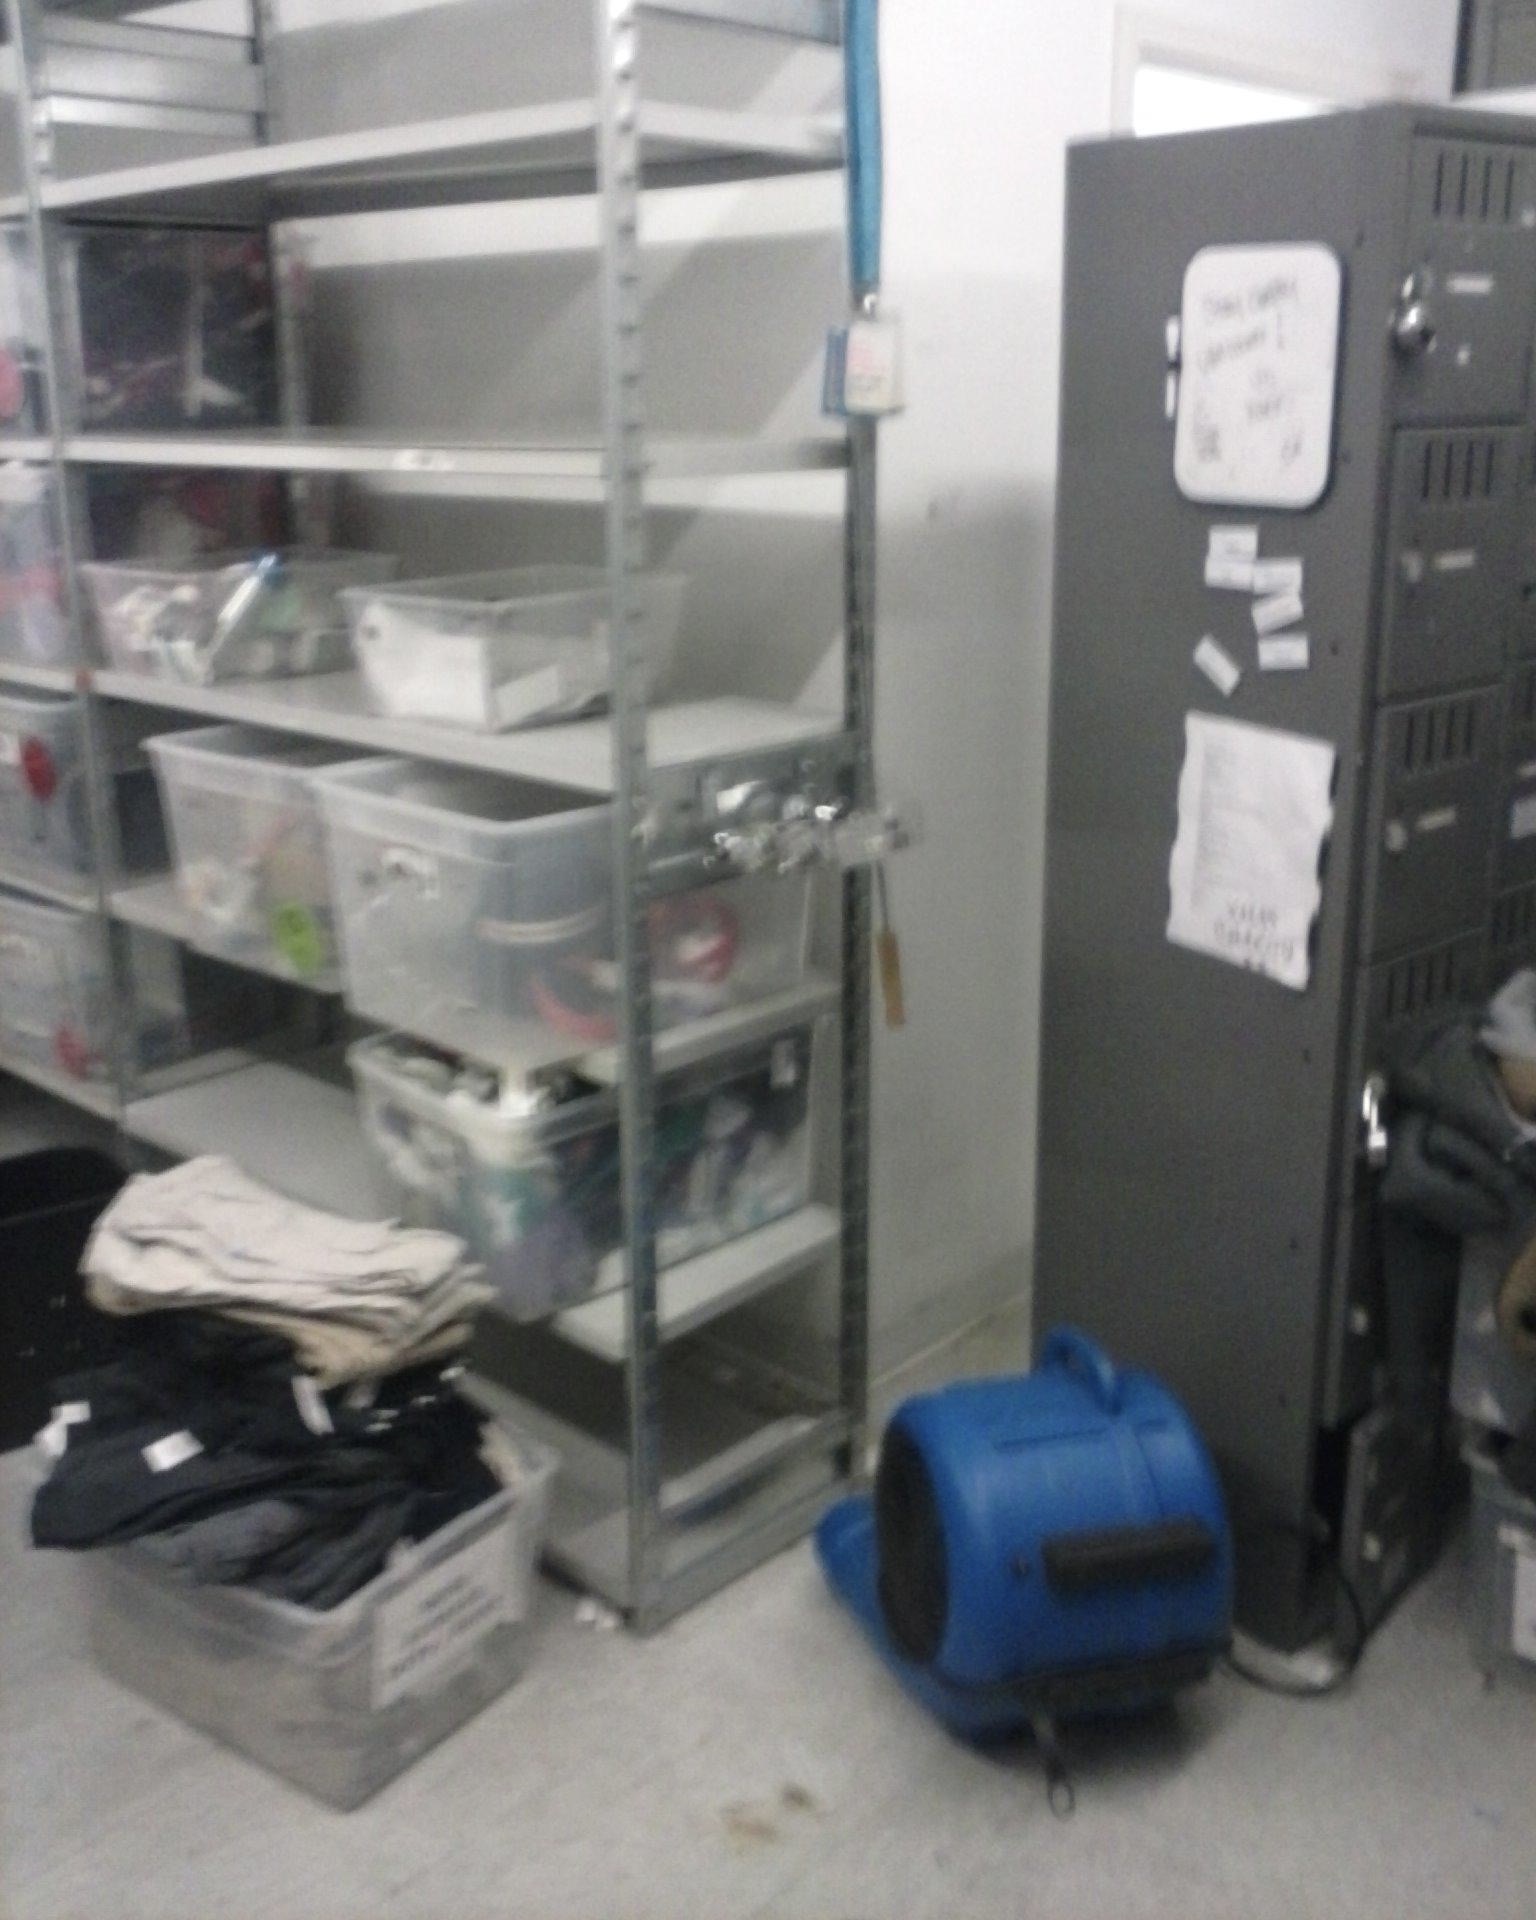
1391, 269, 1437, 359
1361, 1073, 1390, 1170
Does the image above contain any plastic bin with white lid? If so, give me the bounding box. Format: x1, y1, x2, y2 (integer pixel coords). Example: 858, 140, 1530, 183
343, 565, 685, 731
1466, 1439, 1536, 1695
316, 756, 813, 1063
80, 548, 396, 685
350, 1021, 818, 1319
74, 1425, 556, 1810
148, 725, 370, 984
0, 889, 112, 1078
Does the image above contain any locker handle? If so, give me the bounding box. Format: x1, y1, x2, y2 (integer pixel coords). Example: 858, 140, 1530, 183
1361, 1074, 1389, 1170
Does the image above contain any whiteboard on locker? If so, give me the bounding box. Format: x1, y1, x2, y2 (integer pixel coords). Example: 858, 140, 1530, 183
1174, 242, 1343, 510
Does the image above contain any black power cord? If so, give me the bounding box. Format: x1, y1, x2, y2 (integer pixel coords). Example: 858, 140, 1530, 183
1222, 1528, 1369, 1698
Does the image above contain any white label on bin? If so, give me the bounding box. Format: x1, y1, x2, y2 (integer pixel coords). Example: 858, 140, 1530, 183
0, 730, 19, 767
1513, 1536, 1536, 1665
143, 1430, 203, 1474
372, 1515, 518, 1709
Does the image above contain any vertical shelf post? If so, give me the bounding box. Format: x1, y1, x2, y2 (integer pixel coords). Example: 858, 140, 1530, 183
592, 0, 666, 1629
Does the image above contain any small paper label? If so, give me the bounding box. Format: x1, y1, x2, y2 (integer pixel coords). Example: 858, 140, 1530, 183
54, 1400, 91, 1425
1512, 795, 1536, 842
1432, 548, 1477, 574
1193, 636, 1241, 697
1258, 635, 1310, 672
1253, 590, 1305, 635
1204, 553, 1255, 591
143, 1430, 203, 1474
372, 1517, 517, 1708
1447, 272, 1495, 297
1416, 806, 1459, 836
292, 1375, 334, 1436
1251, 558, 1304, 596
1513, 1536, 1536, 1664
1208, 525, 1259, 560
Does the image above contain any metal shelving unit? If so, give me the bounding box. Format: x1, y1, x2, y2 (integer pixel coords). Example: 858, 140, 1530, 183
0, 0, 883, 1632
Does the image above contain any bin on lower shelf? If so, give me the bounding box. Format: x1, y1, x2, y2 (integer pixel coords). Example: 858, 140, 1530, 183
316, 756, 812, 1062
344, 565, 685, 731
1467, 1439, 1536, 1695
0, 890, 112, 1079
78, 1428, 556, 1810
148, 725, 368, 983
351, 1022, 818, 1320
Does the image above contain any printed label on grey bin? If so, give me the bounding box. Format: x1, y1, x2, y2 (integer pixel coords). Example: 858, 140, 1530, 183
372, 1516, 519, 1709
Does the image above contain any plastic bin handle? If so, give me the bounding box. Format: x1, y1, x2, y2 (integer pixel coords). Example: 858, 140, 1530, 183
1040, 1326, 1123, 1413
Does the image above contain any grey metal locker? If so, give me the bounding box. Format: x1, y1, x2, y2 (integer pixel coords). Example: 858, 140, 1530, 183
1037, 104, 1536, 1653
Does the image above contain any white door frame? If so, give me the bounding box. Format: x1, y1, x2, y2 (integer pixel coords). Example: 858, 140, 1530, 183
1111, 7, 1430, 132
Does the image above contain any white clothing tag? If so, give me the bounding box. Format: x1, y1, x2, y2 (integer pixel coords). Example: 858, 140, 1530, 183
1251, 557, 1304, 596
1204, 553, 1255, 591
840, 314, 905, 416
1193, 636, 1241, 697
1511, 795, 1536, 842
372, 1515, 517, 1708
143, 1430, 203, 1474
1512, 1535, 1536, 1664
53, 1400, 91, 1425
1252, 590, 1305, 635
1208, 525, 1259, 560
292, 1375, 334, 1436
1258, 635, 1310, 672
0, 730, 19, 767
36, 1416, 68, 1461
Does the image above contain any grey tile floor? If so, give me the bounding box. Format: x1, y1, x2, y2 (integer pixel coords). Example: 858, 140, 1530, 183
3, 1310, 1533, 1920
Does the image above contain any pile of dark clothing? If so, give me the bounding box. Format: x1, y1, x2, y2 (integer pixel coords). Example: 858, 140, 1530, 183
30, 1156, 513, 1611
1380, 969, 1536, 1502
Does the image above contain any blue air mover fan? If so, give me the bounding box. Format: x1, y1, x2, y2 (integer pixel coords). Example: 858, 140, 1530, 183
817, 1328, 1233, 1804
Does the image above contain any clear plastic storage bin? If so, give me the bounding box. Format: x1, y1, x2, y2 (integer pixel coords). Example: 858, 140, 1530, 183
1466, 1440, 1536, 1695
316, 758, 612, 1064
0, 465, 69, 666
0, 689, 89, 878
350, 1022, 818, 1319
148, 726, 368, 984
316, 757, 812, 1061
81, 548, 396, 685
343, 566, 686, 731
0, 890, 111, 1079
76, 1430, 555, 1810
0, 223, 47, 438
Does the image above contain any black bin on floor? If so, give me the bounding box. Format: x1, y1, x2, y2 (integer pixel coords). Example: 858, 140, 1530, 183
0, 1149, 125, 1451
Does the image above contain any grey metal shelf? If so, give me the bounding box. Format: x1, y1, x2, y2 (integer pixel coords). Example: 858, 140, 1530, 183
62, 427, 850, 497
91, 675, 841, 793
0, 859, 97, 910
0, 0, 877, 1634
0, 660, 84, 693
37, 99, 842, 224
0, 436, 53, 462
551, 1201, 841, 1361
108, 875, 345, 994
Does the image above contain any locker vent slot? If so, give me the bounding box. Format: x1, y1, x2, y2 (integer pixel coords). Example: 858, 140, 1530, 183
1430, 143, 1519, 224
1399, 696, 1480, 775
1418, 432, 1501, 502
1492, 883, 1536, 963
1380, 942, 1472, 1029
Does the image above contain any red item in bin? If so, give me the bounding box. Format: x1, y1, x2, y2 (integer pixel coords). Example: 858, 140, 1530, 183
21, 736, 57, 803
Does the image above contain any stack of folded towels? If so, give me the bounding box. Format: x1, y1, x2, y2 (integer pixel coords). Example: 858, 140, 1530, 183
31, 1156, 513, 1611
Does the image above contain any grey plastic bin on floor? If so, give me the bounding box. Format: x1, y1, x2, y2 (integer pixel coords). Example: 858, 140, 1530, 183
77, 1428, 556, 1809
1466, 1440, 1536, 1696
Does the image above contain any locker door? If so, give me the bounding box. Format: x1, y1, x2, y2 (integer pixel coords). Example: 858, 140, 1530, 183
1378, 428, 1518, 698
1393, 138, 1536, 425
1360, 687, 1500, 957
1498, 661, 1536, 887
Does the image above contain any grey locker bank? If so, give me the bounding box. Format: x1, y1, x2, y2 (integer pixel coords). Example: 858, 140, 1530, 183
1037, 104, 1536, 1651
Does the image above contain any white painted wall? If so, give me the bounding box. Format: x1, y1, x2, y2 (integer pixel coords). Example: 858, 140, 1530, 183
142, 0, 1465, 1373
